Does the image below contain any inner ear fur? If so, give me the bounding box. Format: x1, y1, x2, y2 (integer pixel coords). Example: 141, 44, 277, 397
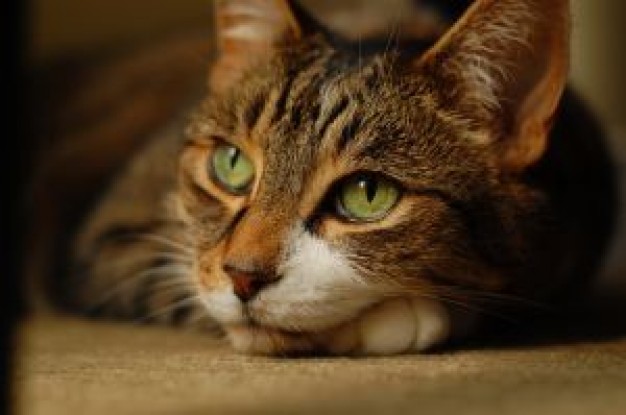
417, 0, 570, 172
210, 0, 306, 94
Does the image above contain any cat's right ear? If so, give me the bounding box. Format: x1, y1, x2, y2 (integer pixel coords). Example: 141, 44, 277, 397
210, 0, 310, 93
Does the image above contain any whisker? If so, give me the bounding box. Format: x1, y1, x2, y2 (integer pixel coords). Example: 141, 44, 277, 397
435, 293, 520, 324
149, 252, 194, 264
91, 263, 191, 310
425, 282, 554, 313
452, 288, 554, 311
348, 259, 548, 320
138, 233, 194, 254
134, 294, 203, 324
382, 287, 519, 323
364, 279, 521, 323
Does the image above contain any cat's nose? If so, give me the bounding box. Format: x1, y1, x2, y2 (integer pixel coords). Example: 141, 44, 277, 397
223, 264, 271, 302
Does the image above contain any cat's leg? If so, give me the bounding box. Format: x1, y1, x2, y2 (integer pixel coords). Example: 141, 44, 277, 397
67, 126, 212, 327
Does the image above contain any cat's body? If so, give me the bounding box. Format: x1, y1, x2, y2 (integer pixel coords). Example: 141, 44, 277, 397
41, 0, 616, 355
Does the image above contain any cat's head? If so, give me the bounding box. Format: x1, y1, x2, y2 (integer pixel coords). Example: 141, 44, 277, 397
177, 0, 570, 355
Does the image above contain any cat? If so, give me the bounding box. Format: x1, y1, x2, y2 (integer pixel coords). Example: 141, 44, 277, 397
54, 0, 616, 356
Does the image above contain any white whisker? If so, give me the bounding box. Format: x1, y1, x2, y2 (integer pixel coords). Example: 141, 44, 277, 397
91, 262, 191, 310
139, 233, 194, 254
134, 294, 203, 324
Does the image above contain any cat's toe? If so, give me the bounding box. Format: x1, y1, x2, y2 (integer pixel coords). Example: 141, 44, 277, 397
409, 297, 450, 352
358, 298, 417, 356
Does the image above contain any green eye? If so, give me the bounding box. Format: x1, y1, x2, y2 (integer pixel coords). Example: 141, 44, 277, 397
337, 174, 400, 221
210, 144, 255, 193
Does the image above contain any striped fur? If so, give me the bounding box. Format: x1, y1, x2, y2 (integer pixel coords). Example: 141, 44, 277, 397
61, 0, 615, 355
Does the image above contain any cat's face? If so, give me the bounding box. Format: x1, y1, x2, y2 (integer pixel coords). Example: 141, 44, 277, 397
177, 0, 569, 355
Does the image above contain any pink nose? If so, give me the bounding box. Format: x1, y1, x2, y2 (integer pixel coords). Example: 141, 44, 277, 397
224, 265, 269, 302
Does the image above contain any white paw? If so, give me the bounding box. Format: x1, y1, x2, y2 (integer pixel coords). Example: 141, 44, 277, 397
225, 297, 458, 356
324, 298, 451, 356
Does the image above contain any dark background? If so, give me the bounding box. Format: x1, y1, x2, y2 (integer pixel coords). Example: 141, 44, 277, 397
2, 0, 27, 414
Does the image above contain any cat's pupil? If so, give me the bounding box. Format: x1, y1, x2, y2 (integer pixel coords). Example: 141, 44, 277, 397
364, 179, 378, 203
229, 148, 240, 169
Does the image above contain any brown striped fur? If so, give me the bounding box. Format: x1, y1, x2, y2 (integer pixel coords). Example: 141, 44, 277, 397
35, 0, 616, 354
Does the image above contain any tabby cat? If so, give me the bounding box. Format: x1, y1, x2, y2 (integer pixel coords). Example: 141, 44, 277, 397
63, 0, 615, 355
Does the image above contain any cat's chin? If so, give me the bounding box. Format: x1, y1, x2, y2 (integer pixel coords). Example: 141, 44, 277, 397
225, 298, 454, 356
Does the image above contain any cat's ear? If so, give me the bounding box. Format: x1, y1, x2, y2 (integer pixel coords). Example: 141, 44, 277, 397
210, 0, 313, 93
417, 0, 570, 172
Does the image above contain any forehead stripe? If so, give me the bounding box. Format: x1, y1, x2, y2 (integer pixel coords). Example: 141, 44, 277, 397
316, 95, 349, 142
243, 91, 269, 132
336, 111, 363, 155
270, 72, 297, 125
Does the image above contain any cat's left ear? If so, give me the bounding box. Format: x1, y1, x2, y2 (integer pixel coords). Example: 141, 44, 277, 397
417, 0, 570, 172
210, 0, 314, 93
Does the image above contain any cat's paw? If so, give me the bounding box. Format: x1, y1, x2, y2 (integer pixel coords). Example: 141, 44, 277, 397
226, 298, 457, 356
323, 298, 451, 356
